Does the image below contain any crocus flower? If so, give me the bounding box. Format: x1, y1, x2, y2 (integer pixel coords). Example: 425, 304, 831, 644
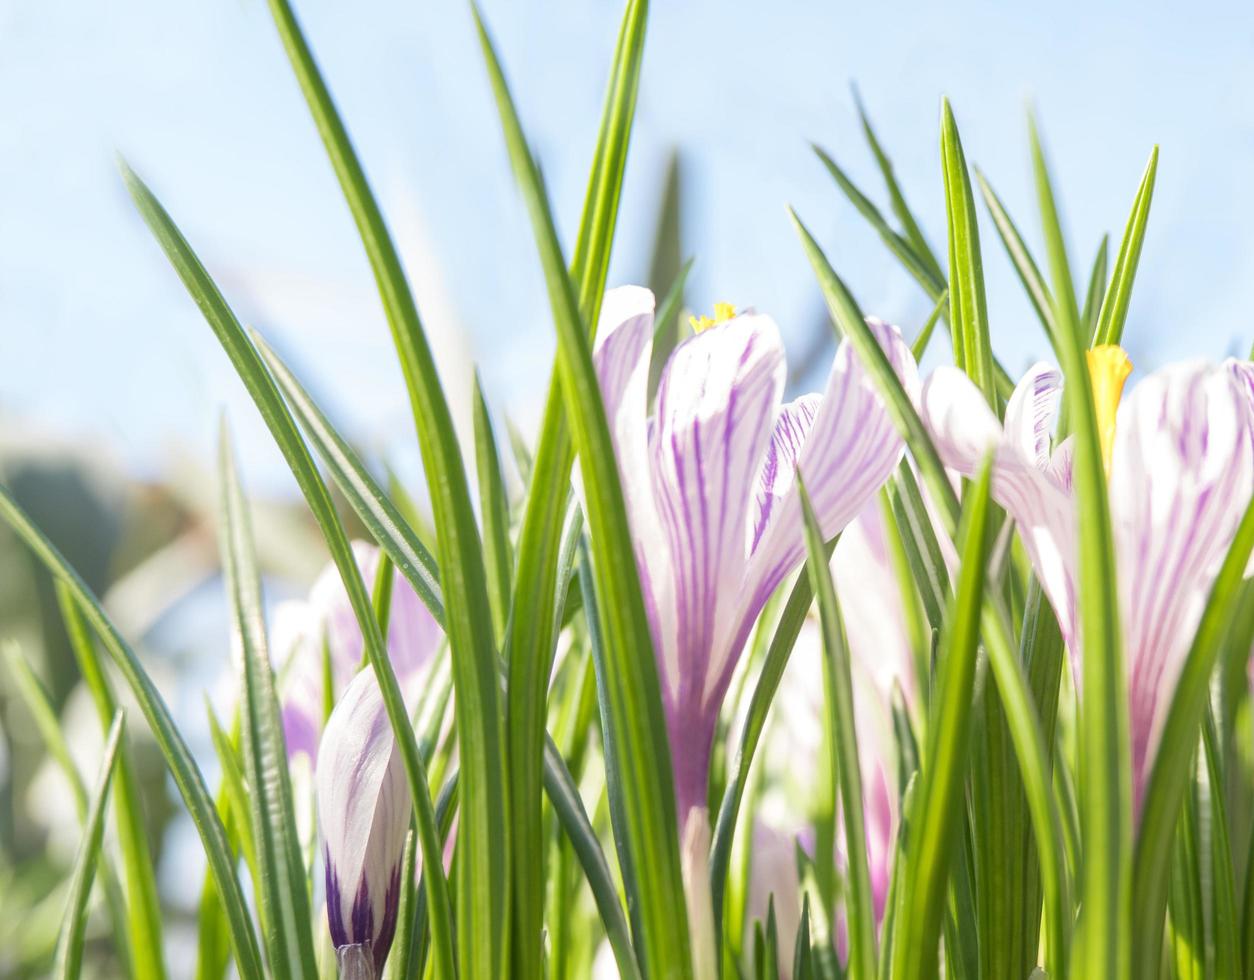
591, 285, 916, 826
921, 349, 1254, 808
277, 540, 442, 767
316, 668, 411, 980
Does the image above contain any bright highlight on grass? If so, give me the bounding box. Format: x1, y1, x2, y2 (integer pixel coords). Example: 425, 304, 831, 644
2, 2, 1253, 979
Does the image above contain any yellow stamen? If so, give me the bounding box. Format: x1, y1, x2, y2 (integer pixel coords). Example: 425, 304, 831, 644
1086, 344, 1132, 474
689, 301, 738, 334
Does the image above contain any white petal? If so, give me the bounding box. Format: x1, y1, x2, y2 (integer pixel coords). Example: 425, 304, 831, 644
920, 365, 1002, 476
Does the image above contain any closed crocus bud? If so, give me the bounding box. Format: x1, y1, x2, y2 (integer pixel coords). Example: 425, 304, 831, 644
316, 669, 411, 979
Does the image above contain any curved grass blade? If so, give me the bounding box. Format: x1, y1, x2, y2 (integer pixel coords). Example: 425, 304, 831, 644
0, 485, 264, 979
710, 556, 827, 947
813, 145, 946, 299
975, 169, 1058, 346
800, 482, 875, 980
217, 424, 316, 978
890, 459, 994, 980
56, 584, 166, 980
542, 737, 643, 980
939, 100, 995, 408
206, 705, 259, 884
119, 164, 455, 980
1133, 490, 1254, 977
474, 9, 693, 979
52, 710, 125, 980
852, 86, 942, 279
473, 373, 513, 644
261, 3, 510, 969
1202, 707, 1239, 978
252, 335, 443, 627
1092, 148, 1159, 348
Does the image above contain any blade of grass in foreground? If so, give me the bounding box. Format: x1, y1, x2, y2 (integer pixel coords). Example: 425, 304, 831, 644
475, 8, 693, 980
473, 373, 513, 645
890, 459, 994, 980
53, 711, 125, 980
801, 483, 875, 980
120, 165, 455, 980
217, 424, 316, 979
261, 3, 509, 973
55, 585, 165, 980
0, 485, 264, 980
1028, 114, 1083, 350
489, 3, 650, 975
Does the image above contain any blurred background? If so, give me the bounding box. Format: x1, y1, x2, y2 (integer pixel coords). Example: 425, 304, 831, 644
2, 0, 1252, 973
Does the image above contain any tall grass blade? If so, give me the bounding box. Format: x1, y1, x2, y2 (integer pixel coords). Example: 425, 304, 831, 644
1028, 114, 1083, 348
800, 483, 875, 980
216, 424, 317, 978
475, 8, 693, 980
52, 711, 125, 980
261, 3, 510, 971
890, 459, 995, 980
119, 164, 456, 980
1081, 237, 1110, 341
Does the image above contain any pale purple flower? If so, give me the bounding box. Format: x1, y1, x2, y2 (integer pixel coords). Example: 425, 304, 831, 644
921, 353, 1254, 809
278, 541, 442, 767
591, 285, 916, 825
316, 668, 411, 979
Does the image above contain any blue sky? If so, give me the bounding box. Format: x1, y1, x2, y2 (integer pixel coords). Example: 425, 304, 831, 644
3, 0, 1253, 497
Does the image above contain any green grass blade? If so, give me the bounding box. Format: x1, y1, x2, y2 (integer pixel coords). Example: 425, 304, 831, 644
1080, 236, 1110, 342
260, 5, 510, 971
206, 706, 259, 885
119, 163, 456, 980
542, 738, 643, 980
482, 3, 648, 975
790, 210, 958, 525
911, 290, 949, 362
1134, 490, 1254, 977
890, 459, 994, 980
813, 145, 947, 299
53, 711, 125, 980
1092, 148, 1159, 347
473, 373, 513, 644
474, 9, 692, 980
251, 335, 443, 627
1028, 113, 1083, 349
852, 86, 943, 280
56, 584, 166, 980
1202, 707, 1240, 978
939, 100, 995, 408
0, 485, 265, 979
974, 169, 1058, 346
710, 555, 828, 945
800, 483, 875, 980
649, 256, 695, 397
217, 424, 317, 978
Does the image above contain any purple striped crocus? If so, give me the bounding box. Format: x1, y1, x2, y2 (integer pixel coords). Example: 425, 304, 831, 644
316, 668, 411, 980
921, 349, 1254, 809
277, 540, 442, 767
591, 286, 916, 828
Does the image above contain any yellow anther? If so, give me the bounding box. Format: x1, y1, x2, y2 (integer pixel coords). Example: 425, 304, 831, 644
689, 302, 738, 334
1086, 344, 1132, 474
